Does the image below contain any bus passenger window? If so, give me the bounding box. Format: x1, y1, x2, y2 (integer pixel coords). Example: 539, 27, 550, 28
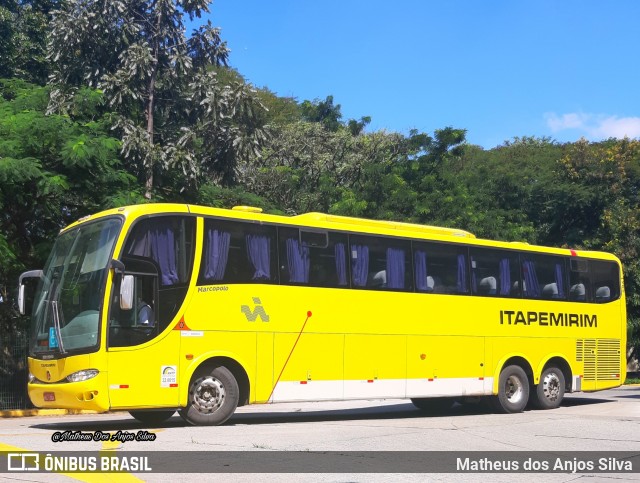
469, 248, 520, 297
200, 219, 277, 285
349, 236, 412, 291
279, 229, 348, 288
522, 255, 567, 300
590, 260, 620, 303
414, 243, 468, 294
280, 227, 310, 284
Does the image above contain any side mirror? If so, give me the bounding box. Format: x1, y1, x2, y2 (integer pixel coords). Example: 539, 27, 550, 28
120, 275, 134, 310
18, 284, 26, 316
18, 270, 43, 316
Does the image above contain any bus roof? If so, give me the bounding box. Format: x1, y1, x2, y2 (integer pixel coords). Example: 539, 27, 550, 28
64, 203, 620, 263
292, 212, 476, 239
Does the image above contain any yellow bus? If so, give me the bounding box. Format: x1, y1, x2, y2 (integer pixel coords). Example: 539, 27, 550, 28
20, 203, 626, 425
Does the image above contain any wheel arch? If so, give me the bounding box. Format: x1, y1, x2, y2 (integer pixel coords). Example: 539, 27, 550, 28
536, 355, 573, 393
492, 354, 534, 395
181, 354, 250, 408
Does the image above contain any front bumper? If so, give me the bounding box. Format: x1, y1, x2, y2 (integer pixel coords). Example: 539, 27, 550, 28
28, 372, 109, 412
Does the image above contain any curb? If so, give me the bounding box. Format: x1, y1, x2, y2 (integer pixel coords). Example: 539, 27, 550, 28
0, 409, 99, 418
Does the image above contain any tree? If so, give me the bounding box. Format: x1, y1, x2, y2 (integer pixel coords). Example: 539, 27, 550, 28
240, 121, 406, 215
0, 0, 57, 84
300, 95, 343, 132
457, 136, 562, 242
47, 0, 267, 198
558, 138, 640, 363
0, 79, 136, 273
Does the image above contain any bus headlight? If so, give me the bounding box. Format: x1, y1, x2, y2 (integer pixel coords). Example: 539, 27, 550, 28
66, 369, 99, 383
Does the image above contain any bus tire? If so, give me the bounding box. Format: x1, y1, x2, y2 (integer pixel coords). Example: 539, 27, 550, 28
491, 365, 529, 413
411, 397, 455, 413
180, 365, 239, 426
531, 367, 565, 410
129, 410, 175, 425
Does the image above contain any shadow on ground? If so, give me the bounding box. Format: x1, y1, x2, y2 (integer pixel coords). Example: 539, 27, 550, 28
30, 395, 616, 432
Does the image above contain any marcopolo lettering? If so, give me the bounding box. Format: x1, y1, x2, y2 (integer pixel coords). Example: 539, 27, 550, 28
500, 310, 597, 328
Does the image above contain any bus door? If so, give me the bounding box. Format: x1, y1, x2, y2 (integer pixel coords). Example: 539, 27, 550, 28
107, 264, 181, 408
106, 215, 195, 409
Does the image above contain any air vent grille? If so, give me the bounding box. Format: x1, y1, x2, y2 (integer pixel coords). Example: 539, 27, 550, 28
576, 339, 621, 381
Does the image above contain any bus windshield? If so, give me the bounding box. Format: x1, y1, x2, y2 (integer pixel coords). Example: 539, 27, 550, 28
29, 217, 122, 356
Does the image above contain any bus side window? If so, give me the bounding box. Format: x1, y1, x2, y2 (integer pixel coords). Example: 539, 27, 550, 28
469, 248, 520, 297
590, 260, 620, 303
349, 235, 412, 291
569, 258, 589, 302
121, 216, 195, 332
200, 219, 277, 285
414, 242, 468, 294
522, 255, 567, 300
279, 228, 349, 288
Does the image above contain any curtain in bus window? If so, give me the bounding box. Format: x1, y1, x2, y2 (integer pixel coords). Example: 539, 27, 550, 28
414, 250, 428, 291
149, 226, 179, 286
351, 244, 369, 287
335, 243, 348, 286
523, 260, 540, 297
286, 238, 310, 283
457, 254, 468, 293
128, 221, 179, 286
470, 258, 478, 293
499, 258, 511, 296
204, 229, 230, 281
386, 247, 405, 289
246, 234, 271, 280
554, 263, 565, 298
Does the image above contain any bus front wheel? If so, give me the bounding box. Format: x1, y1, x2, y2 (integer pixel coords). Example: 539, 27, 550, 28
492, 365, 529, 413
530, 367, 565, 409
180, 365, 239, 426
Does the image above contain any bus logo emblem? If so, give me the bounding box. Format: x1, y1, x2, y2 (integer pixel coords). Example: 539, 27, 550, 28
241, 297, 270, 322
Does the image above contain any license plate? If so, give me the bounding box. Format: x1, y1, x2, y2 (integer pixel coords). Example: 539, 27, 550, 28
43, 392, 55, 402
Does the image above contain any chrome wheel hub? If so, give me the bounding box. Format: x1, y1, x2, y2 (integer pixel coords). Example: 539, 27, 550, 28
505, 375, 524, 404
542, 372, 561, 401
193, 376, 225, 414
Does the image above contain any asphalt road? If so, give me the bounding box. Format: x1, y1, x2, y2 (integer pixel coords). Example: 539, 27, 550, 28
1, 386, 640, 482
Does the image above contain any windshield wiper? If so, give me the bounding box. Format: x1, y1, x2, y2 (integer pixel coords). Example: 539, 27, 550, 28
51, 300, 66, 354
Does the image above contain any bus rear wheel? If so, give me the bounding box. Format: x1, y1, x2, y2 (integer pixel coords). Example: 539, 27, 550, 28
530, 367, 565, 409
180, 365, 239, 426
129, 410, 175, 425
491, 365, 529, 413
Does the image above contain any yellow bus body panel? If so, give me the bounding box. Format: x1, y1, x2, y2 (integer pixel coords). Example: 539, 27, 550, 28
27, 204, 627, 413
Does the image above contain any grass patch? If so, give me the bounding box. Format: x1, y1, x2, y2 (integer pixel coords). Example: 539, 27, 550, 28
624, 377, 640, 385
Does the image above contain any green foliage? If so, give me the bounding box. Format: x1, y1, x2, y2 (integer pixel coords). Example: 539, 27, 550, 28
196, 184, 282, 214
300, 95, 343, 132
255, 88, 301, 126
0, 79, 135, 276
0, 1, 55, 84
47, 0, 267, 197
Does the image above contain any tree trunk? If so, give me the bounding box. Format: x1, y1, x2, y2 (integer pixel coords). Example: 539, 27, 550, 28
144, 67, 157, 200
144, 8, 162, 200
